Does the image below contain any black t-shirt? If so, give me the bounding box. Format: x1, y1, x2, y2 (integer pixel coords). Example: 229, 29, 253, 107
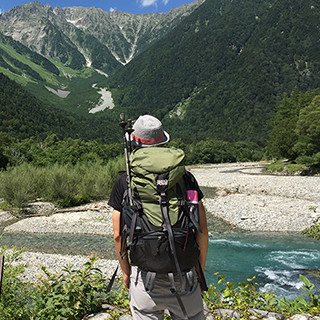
108, 171, 204, 212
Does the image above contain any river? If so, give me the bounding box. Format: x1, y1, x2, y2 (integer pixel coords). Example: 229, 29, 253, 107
1, 163, 319, 300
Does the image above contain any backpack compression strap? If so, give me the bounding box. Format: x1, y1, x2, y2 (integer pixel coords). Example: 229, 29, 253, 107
156, 173, 185, 290
156, 172, 189, 320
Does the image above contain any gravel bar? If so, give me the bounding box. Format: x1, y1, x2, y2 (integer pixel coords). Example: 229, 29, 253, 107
190, 162, 320, 232
2, 163, 320, 282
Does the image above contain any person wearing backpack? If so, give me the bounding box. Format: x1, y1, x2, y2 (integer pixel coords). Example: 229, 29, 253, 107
109, 115, 208, 320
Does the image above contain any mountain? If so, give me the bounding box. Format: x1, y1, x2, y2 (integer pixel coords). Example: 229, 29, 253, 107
0, 0, 204, 116
1, 0, 320, 146
0, 1, 204, 69
109, 0, 320, 144
0, 72, 120, 142
0, 30, 113, 115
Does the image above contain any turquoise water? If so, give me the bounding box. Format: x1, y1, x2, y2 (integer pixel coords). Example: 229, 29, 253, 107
206, 232, 320, 299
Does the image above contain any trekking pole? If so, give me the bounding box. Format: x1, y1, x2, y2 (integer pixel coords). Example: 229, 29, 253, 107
0, 255, 4, 297
119, 113, 134, 206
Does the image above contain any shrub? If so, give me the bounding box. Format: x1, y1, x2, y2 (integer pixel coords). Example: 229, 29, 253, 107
0, 157, 125, 209
29, 257, 113, 320
0, 164, 37, 209
0, 246, 31, 320
302, 216, 320, 240
203, 273, 320, 317
44, 163, 81, 207
0, 248, 129, 320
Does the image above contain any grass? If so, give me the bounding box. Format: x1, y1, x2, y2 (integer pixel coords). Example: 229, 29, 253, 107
0, 42, 58, 87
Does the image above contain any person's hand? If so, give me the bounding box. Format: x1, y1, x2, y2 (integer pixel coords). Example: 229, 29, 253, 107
123, 273, 130, 290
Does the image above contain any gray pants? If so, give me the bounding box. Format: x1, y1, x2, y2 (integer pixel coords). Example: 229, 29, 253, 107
129, 266, 205, 320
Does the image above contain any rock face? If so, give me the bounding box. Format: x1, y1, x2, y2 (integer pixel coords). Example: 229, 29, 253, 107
0, 0, 205, 70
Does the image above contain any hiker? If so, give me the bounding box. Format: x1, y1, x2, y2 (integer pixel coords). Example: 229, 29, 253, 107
108, 114, 208, 320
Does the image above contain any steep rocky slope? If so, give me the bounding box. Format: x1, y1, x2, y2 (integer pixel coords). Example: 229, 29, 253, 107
0, 0, 205, 72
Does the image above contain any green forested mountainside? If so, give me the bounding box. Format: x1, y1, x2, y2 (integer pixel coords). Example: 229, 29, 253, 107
46, 20, 121, 73
0, 33, 59, 76
0, 73, 120, 142
1, 0, 320, 168
109, 0, 320, 144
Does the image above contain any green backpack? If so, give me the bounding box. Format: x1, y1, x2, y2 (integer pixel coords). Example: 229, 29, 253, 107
120, 147, 207, 319
122, 147, 201, 277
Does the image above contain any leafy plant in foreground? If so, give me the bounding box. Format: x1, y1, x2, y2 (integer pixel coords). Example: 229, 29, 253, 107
0, 245, 31, 320
203, 274, 278, 312
303, 216, 320, 240
277, 275, 320, 315
203, 273, 320, 318
29, 257, 116, 320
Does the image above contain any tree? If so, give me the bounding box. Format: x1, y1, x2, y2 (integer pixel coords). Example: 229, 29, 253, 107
0, 146, 9, 169
266, 88, 320, 159
294, 95, 320, 164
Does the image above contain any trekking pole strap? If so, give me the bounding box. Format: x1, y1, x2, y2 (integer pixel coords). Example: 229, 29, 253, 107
168, 273, 189, 320
197, 261, 208, 292
106, 265, 119, 293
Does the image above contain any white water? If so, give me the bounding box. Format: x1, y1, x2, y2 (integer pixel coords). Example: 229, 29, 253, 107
206, 233, 320, 300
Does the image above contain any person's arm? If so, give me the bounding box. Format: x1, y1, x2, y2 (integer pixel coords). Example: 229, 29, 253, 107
196, 200, 208, 272
112, 209, 131, 290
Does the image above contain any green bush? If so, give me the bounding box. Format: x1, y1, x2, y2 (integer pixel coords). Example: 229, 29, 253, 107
203, 274, 278, 312
29, 257, 116, 320
203, 273, 320, 317
0, 164, 37, 208
44, 164, 81, 207
303, 216, 320, 240
0, 247, 129, 319
0, 157, 124, 209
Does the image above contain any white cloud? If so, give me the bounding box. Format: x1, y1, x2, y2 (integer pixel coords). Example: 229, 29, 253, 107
140, 0, 157, 7
163, 0, 170, 5
109, 7, 115, 12
0, 9, 3, 14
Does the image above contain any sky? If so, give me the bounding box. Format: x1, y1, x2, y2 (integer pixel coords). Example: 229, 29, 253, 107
0, 0, 199, 15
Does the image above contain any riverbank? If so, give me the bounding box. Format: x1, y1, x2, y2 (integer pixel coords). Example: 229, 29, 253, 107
1, 162, 319, 281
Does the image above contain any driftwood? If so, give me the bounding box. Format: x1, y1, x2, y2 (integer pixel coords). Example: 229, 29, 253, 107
0, 255, 4, 297
55, 208, 100, 213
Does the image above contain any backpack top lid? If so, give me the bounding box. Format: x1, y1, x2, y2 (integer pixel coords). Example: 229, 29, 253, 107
130, 147, 186, 226
130, 147, 185, 174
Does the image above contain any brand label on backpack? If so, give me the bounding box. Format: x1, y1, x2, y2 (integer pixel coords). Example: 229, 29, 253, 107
157, 179, 168, 186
